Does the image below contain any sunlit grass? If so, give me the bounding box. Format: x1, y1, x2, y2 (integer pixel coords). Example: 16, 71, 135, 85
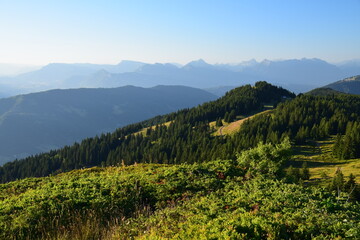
292, 136, 360, 184
132, 120, 173, 137
211, 109, 273, 136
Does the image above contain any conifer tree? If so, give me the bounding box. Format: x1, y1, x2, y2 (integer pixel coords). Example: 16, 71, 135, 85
224, 112, 230, 123
216, 118, 223, 127
345, 173, 356, 192
228, 110, 236, 122
344, 173, 360, 201
329, 168, 345, 197
300, 162, 310, 180
286, 165, 300, 183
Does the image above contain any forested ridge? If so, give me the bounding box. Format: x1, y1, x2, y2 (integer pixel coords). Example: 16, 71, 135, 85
0, 82, 360, 182
237, 94, 360, 148
0, 82, 294, 182
2, 82, 360, 183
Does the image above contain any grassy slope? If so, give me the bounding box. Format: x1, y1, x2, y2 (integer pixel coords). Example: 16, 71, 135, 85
214, 109, 273, 136
0, 160, 243, 239
291, 137, 360, 185
132, 108, 272, 138
131, 120, 173, 137
1, 142, 359, 239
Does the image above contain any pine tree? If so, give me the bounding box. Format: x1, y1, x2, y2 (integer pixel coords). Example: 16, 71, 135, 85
228, 110, 236, 122
224, 112, 230, 123
286, 165, 300, 183
216, 118, 223, 127
329, 168, 345, 197
300, 162, 310, 180
344, 173, 360, 201
345, 173, 356, 192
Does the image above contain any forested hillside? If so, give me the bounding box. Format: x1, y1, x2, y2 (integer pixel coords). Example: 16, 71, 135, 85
2, 82, 360, 183
305, 87, 344, 96
324, 75, 360, 94
236, 94, 360, 153
0, 82, 294, 182
0, 85, 216, 164
2, 82, 360, 185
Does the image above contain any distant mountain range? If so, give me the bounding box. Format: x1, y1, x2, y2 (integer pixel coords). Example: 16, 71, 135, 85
0, 58, 359, 97
0, 60, 146, 95
0, 85, 216, 165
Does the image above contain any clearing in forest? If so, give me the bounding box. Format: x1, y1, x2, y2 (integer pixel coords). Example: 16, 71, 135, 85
291, 137, 360, 185
214, 109, 273, 136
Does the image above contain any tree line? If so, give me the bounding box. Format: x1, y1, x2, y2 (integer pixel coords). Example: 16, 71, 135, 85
1, 83, 360, 183
0, 82, 295, 182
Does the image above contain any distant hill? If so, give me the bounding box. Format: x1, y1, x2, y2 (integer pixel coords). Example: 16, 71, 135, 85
0, 85, 216, 164
203, 86, 238, 96
336, 59, 360, 77
324, 75, 360, 94
306, 87, 344, 96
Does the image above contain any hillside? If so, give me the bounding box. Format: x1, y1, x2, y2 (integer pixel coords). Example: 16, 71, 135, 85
2, 82, 360, 184
324, 75, 360, 94
1, 82, 360, 239
2, 83, 360, 185
0, 82, 295, 182
1, 141, 359, 239
305, 87, 344, 96
0, 85, 216, 165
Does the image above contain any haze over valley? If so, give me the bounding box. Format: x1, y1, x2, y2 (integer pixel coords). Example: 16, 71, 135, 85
0, 85, 216, 164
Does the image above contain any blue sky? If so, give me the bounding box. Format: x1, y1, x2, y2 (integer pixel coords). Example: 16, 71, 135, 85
1, 0, 359, 65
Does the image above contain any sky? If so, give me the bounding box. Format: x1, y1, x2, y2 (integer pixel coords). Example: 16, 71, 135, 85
0, 0, 360, 65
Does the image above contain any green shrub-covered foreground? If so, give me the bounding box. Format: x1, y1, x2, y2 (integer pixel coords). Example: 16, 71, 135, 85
0, 141, 359, 239
119, 179, 359, 240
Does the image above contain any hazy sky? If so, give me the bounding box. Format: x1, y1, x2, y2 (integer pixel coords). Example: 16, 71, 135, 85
1, 0, 359, 65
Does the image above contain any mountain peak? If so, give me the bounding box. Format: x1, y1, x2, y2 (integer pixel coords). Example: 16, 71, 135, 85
117, 60, 146, 65
184, 59, 212, 68
136, 63, 179, 74
240, 59, 258, 66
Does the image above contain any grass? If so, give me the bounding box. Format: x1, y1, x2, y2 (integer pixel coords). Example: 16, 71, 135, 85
291, 136, 360, 185
132, 120, 173, 137
213, 109, 273, 136
132, 106, 274, 138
